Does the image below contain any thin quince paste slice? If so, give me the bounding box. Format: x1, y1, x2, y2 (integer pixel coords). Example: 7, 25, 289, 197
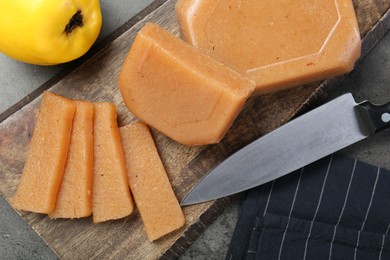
49, 101, 94, 219
92, 102, 134, 223
175, 0, 361, 94
12, 92, 76, 214
120, 122, 185, 241
118, 22, 255, 146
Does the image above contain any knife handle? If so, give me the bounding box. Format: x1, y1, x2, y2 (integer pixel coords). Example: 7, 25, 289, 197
356, 100, 390, 135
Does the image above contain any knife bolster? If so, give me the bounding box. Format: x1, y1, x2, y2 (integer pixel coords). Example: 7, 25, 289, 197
355, 101, 390, 135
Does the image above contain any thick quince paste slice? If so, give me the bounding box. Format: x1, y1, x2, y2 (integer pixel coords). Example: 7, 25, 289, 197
49, 101, 94, 219
120, 122, 185, 241
175, 0, 361, 94
92, 102, 134, 223
118, 22, 255, 146
13, 92, 76, 214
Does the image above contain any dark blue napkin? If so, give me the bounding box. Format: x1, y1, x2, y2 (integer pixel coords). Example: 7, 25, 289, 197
226, 154, 390, 260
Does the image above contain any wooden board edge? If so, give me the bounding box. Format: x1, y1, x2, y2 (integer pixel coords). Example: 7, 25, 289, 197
0, 0, 169, 124
161, 197, 232, 259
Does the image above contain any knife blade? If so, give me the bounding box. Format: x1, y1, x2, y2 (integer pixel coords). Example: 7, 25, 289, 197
181, 93, 390, 206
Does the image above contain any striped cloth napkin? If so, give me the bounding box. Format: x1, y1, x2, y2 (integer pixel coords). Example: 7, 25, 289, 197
226, 154, 390, 260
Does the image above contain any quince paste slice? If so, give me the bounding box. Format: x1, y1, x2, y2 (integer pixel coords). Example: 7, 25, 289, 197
175, 0, 361, 94
120, 122, 185, 241
49, 100, 94, 219
92, 102, 134, 223
12, 92, 76, 214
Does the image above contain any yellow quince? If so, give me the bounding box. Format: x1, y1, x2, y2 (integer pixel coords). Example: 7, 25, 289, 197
0, 0, 102, 65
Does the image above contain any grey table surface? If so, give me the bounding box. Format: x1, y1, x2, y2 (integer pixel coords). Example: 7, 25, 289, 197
1, 1, 390, 259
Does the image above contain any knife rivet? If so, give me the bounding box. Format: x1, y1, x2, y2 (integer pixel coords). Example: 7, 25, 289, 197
381, 113, 390, 123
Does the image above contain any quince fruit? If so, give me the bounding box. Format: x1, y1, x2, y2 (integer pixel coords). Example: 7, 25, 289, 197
0, 0, 102, 65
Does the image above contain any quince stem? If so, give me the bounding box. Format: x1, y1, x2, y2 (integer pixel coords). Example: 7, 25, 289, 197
65, 10, 83, 35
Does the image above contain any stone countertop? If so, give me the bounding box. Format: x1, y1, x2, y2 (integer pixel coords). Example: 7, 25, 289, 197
1, 1, 390, 259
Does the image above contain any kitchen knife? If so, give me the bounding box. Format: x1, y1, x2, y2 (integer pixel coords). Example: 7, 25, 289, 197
181, 93, 390, 206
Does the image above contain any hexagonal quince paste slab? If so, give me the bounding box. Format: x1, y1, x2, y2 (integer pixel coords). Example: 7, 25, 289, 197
176, 0, 361, 94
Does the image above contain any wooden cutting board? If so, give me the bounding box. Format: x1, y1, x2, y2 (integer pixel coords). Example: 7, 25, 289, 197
0, 0, 389, 259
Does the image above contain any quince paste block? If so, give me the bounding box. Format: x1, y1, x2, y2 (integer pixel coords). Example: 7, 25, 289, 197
120, 122, 185, 241
49, 100, 94, 219
92, 102, 134, 223
12, 92, 76, 214
118, 22, 255, 146
175, 0, 361, 94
